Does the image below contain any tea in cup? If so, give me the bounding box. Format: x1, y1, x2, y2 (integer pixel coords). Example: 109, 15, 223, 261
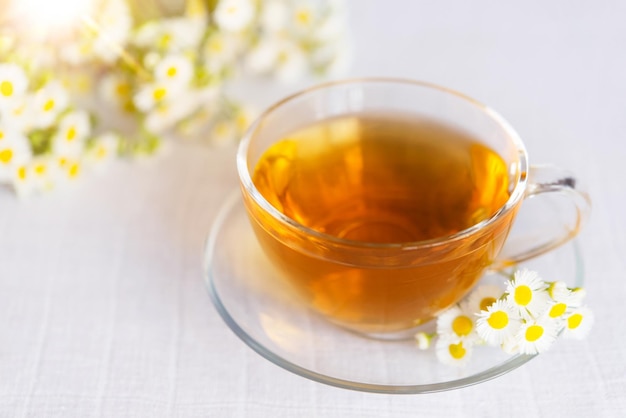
237, 79, 590, 337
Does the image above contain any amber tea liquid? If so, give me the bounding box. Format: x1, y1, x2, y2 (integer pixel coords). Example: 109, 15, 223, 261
246, 113, 516, 333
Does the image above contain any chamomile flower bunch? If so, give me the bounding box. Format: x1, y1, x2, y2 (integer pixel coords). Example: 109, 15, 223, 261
0, 0, 349, 196
104, 0, 349, 147
0, 60, 120, 197
416, 269, 593, 366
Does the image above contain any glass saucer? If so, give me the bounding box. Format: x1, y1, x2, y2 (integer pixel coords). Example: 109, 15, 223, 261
203, 192, 584, 394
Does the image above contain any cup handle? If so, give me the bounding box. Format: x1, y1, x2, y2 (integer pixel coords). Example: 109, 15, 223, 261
493, 164, 592, 269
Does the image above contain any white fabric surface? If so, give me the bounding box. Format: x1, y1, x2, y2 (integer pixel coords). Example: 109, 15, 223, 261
1, 1, 625, 416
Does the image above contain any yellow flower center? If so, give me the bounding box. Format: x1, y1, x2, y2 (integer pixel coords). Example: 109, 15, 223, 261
296, 10, 311, 26
167, 66, 177, 78
156, 102, 170, 115
549, 302, 567, 318
68, 163, 80, 178
96, 146, 107, 159
77, 75, 91, 92
215, 122, 230, 137
1, 80, 14, 97
34, 163, 46, 175
210, 39, 223, 53
153, 87, 167, 101
66, 127, 77, 141
448, 342, 466, 360
480, 297, 497, 311
116, 82, 130, 98
80, 42, 92, 55
277, 50, 289, 65
487, 311, 509, 329
514, 285, 532, 306
12, 103, 25, 116
159, 33, 172, 50
17, 165, 27, 180
0, 148, 13, 164
567, 313, 583, 330
236, 113, 249, 130
0, 130, 4, 140
43, 99, 55, 112
452, 315, 473, 336
525, 325, 544, 342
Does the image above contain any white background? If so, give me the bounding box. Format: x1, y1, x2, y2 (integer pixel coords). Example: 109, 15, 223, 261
1, 1, 625, 416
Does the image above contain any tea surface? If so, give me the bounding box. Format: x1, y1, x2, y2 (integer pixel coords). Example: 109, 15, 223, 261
253, 113, 510, 244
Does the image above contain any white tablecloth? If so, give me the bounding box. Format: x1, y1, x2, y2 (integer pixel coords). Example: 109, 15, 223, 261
1, 1, 625, 416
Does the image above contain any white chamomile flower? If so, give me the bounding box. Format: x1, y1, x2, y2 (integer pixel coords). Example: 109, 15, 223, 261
501, 336, 520, 355
233, 104, 256, 133
466, 284, 504, 314
11, 162, 36, 197
154, 54, 194, 88
568, 287, 587, 308
99, 73, 133, 109
414, 332, 433, 350
0, 35, 14, 54
168, 17, 206, 51
547, 281, 570, 301
26, 156, 56, 193
246, 37, 281, 74
134, 17, 205, 52
60, 70, 93, 95
315, 40, 351, 77
515, 315, 559, 355
435, 336, 473, 367
1, 93, 34, 132
210, 119, 238, 146
545, 281, 580, 319
274, 39, 308, 82
143, 52, 162, 70
0, 124, 31, 181
214, 0, 255, 32
261, 0, 289, 31
202, 32, 242, 73
313, 12, 345, 42
506, 269, 550, 317
52, 110, 91, 157
133, 22, 162, 48
476, 299, 521, 346
176, 89, 219, 137
436, 305, 477, 342
86, 132, 119, 168
0, 63, 28, 108
144, 96, 197, 134
291, 1, 317, 32
90, 0, 132, 63
31, 81, 69, 128
59, 37, 93, 66
134, 82, 175, 112
562, 306, 594, 340
191, 87, 220, 108
55, 156, 83, 184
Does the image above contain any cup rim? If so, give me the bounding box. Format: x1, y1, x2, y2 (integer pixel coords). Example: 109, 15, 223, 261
237, 77, 529, 249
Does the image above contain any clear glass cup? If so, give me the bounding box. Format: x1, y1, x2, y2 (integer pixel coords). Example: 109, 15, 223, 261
237, 78, 591, 338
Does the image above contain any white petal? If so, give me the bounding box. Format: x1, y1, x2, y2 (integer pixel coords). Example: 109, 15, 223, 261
261, 1, 289, 31
246, 39, 280, 73
214, 0, 255, 32
435, 337, 473, 367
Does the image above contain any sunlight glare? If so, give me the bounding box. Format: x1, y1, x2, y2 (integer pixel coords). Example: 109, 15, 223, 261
18, 0, 94, 30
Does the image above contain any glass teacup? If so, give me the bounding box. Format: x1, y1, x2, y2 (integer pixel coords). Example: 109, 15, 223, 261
237, 79, 590, 337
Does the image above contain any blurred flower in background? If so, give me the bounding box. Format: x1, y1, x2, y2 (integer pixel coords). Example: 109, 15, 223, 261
0, 0, 349, 196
